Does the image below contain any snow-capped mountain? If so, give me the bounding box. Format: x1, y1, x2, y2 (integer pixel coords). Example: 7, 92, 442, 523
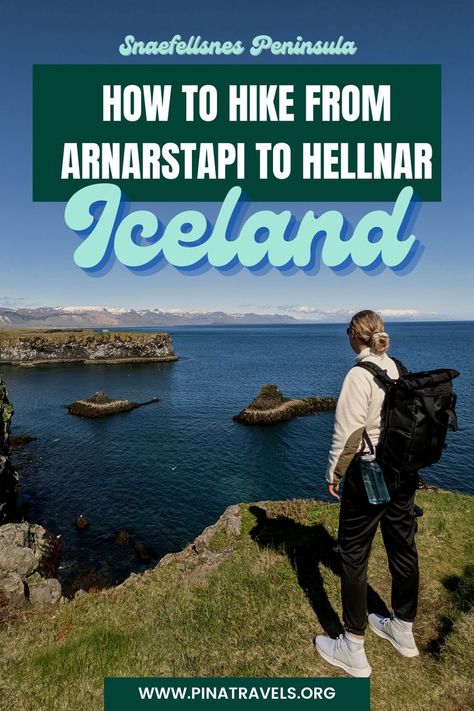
0, 305, 441, 328
0, 306, 299, 328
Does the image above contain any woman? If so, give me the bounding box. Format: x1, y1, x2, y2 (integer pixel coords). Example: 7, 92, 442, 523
315, 310, 420, 677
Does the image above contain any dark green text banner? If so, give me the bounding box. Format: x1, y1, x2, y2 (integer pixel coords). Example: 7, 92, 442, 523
103, 678, 370, 711
33, 64, 440, 202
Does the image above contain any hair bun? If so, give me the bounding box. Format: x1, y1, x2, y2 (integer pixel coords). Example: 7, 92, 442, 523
370, 331, 390, 354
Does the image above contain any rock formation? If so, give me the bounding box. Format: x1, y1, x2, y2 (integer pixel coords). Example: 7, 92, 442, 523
67, 391, 159, 418
0, 379, 63, 610
114, 529, 130, 545
9, 434, 37, 450
74, 515, 89, 529
0, 329, 177, 366
0, 521, 62, 609
133, 540, 152, 562
234, 384, 337, 424
0, 379, 20, 525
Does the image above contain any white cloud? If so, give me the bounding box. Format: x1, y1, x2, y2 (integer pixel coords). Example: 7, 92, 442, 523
0, 296, 27, 308
378, 309, 419, 318
276, 305, 439, 321
277, 305, 353, 320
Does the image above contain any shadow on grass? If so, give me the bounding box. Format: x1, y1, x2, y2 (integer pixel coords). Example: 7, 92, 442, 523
249, 505, 390, 637
427, 564, 474, 658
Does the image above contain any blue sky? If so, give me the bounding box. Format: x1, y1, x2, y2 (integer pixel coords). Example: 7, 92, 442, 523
1, 0, 473, 319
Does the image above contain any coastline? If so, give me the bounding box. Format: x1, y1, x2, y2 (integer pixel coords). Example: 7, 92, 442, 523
2, 321, 472, 601
1, 491, 472, 711
1, 355, 178, 367
0, 329, 177, 366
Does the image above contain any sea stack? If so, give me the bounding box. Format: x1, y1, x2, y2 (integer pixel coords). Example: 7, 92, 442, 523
234, 384, 337, 425
67, 391, 159, 418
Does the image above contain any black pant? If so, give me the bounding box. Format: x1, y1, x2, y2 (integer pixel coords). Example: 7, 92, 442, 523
337, 460, 419, 635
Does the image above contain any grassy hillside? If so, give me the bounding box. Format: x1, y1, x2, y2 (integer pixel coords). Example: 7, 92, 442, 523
0, 491, 472, 711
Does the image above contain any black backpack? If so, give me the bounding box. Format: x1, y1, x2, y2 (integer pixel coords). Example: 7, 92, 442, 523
357, 358, 459, 478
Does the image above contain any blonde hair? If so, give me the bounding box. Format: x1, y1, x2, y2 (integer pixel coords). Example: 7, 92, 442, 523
349, 310, 390, 354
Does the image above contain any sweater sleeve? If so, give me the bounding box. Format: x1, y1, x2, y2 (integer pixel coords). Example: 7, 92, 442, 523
326, 368, 372, 484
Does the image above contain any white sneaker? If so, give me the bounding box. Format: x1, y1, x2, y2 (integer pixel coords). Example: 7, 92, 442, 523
314, 634, 372, 677
368, 614, 419, 657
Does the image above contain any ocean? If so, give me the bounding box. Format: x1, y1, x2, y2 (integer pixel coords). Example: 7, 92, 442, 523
3, 321, 472, 588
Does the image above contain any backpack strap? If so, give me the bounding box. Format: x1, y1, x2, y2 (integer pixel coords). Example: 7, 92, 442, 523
362, 429, 375, 455
356, 361, 395, 457
356, 357, 411, 456
356, 356, 409, 384
355, 360, 394, 387
391, 357, 409, 376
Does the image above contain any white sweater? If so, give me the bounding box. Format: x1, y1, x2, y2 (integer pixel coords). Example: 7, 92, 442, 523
326, 347, 400, 484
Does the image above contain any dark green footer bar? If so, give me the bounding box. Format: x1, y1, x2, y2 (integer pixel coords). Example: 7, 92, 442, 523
104, 678, 370, 711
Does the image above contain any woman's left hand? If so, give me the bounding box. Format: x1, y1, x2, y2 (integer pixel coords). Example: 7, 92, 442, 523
327, 482, 341, 500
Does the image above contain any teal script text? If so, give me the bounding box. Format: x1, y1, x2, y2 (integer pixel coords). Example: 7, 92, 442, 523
64, 183, 420, 274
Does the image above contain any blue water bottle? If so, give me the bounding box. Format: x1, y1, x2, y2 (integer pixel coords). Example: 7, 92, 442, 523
359, 453, 391, 505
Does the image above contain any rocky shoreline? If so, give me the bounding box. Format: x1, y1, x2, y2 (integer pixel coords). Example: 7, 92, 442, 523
0, 329, 178, 610
0, 380, 20, 526
0, 379, 64, 612
0, 522, 62, 609
0, 370, 447, 618
0, 329, 177, 366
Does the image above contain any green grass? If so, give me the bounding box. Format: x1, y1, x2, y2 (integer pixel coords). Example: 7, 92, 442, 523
0, 330, 167, 343
0, 491, 472, 711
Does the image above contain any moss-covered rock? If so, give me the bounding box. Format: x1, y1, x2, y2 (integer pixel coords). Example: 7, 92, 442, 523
234, 384, 337, 424
67, 391, 159, 418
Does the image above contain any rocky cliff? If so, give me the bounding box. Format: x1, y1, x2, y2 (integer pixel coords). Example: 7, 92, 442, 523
0, 522, 62, 609
1, 492, 473, 710
0, 330, 177, 365
0, 380, 19, 525
0, 380, 63, 610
